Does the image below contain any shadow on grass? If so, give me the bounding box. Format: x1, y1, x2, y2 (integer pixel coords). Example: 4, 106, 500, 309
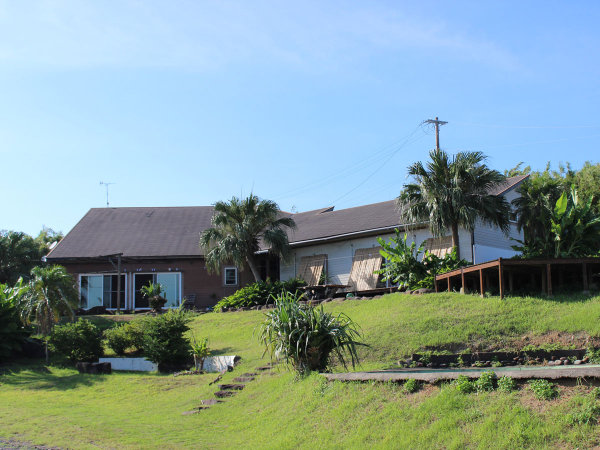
0, 362, 105, 390
209, 346, 236, 356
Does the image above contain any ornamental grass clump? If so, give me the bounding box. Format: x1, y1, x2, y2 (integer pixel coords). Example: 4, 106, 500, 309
258, 292, 363, 375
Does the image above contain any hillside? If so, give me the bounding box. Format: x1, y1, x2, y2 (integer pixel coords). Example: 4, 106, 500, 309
2, 292, 600, 448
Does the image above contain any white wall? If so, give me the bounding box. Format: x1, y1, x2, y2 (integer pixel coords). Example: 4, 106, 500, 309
280, 227, 474, 284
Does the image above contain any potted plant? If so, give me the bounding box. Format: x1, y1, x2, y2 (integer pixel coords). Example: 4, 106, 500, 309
140, 282, 167, 313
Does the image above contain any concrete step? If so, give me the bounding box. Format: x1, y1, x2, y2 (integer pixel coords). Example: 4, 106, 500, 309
218, 384, 245, 391
214, 390, 236, 398
233, 377, 255, 382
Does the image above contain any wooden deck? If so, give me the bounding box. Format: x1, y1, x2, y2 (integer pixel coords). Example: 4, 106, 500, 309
434, 257, 600, 299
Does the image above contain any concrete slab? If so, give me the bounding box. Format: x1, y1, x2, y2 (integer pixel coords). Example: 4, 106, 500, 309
99, 357, 157, 372
323, 364, 600, 383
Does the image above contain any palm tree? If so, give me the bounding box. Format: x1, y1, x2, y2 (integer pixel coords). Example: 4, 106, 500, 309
397, 150, 511, 259
17, 265, 78, 362
200, 195, 296, 282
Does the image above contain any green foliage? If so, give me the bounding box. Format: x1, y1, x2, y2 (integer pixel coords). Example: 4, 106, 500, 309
476, 371, 496, 392
103, 322, 145, 356
528, 379, 558, 400
454, 375, 476, 394
199, 194, 296, 282
567, 390, 600, 425
49, 318, 103, 362
514, 188, 600, 258
139, 282, 167, 311
497, 376, 517, 393
585, 347, 600, 363
403, 378, 420, 393
189, 334, 211, 368
0, 228, 62, 285
259, 292, 363, 374
377, 230, 468, 290
398, 149, 511, 259
140, 309, 193, 369
0, 279, 31, 361
214, 278, 306, 311
17, 265, 78, 338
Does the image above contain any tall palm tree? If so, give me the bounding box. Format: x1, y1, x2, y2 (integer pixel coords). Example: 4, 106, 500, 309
200, 195, 296, 282
17, 265, 78, 362
397, 150, 511, 259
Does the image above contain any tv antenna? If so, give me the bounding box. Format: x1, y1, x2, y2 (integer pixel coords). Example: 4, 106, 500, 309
99, 181, 115, 207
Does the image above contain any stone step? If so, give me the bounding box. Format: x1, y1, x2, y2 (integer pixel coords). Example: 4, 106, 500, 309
233, 377, 255, 382
201, 399, 222, 406
214, 390, 236, 398
218, 384, 245, 391
182, 406, 209, 415
255, 366, 273, 371
243, 372, 258, 377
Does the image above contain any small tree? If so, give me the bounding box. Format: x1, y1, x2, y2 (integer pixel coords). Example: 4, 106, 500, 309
398, 150, 511, 259
17, 265, 78, 362
200, 195, 296, 282
189, 334, 211, 370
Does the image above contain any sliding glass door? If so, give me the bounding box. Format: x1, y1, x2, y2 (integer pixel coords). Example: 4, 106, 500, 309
134, 273, 181, 309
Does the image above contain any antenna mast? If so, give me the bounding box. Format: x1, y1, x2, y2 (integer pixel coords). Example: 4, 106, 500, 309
99, 181, 115, 207
423, 117, 448, 151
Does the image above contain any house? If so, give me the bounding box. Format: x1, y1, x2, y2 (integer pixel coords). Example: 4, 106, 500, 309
45, 207, 258, 310
275, 175, 529, 288
46, 175, 528, 310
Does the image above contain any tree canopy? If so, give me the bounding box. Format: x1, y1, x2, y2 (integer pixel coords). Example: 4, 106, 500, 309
200, 195, 296, 282
397, 150, 511, 258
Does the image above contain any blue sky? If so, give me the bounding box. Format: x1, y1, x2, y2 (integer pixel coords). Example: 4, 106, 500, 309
1, 1, 599, 236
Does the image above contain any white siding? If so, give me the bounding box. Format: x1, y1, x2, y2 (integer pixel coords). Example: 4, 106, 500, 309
280, 227, 475, 284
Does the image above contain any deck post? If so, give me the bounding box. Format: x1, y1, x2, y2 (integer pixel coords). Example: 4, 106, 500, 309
117, 254, 122, 313
447, 276, 451, 293
461, 268, 465, 294
583, 263, 589, 292
498, 258, 504, 300
479, 269, 484, 298
434, 275, 439, 293
546, 263, 553, 296
541, 267, 546, 294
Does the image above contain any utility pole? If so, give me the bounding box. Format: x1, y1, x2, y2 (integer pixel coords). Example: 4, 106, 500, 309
423, 117, 448, 151
99, 181, 115, 207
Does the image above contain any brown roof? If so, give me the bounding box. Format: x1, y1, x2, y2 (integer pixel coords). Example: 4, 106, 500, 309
47, 176, 528, 259
46, 206, 214, 260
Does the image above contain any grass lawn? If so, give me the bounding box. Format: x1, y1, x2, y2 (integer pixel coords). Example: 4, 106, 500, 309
2, 292, 600, 448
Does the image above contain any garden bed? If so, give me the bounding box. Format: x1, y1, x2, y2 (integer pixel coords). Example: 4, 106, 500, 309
406, 349, 589, 368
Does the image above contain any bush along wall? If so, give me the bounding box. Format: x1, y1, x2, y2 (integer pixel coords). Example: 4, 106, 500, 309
49, 319, 104, 363
214, 278, 306, 311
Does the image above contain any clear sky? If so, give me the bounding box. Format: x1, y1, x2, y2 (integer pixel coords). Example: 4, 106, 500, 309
1, 1, 599, 236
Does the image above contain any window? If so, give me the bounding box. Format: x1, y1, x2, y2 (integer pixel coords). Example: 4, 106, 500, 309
80, 274, 125, 309
134, 272, 181, 309
224, 267, 238, 286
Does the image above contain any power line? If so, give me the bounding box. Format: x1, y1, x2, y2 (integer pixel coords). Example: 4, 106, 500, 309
453, 121, 600, 130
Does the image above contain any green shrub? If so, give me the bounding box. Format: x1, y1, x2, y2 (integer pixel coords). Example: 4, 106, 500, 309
454, 375, 476, 394
497, 376, 517, 393
104, 325, 134, 356
585, 347, 600, 363
259, 292, 363, 375
528, 379, 558, 400
0, 280, 30, 361
49, 318, 103, 362
189, 334, 210, 369
140, 309, 192, 371
476, 371, 496, 392
215, 278, 306, 311
403, 378, 420, 393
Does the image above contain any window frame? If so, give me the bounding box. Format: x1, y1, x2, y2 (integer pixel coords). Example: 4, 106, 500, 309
223, 266, 238, 287
133, 272, 182, 310
79, 273, 127, 310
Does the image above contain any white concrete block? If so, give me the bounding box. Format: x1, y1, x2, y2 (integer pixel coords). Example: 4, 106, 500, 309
99, 357, 158, 372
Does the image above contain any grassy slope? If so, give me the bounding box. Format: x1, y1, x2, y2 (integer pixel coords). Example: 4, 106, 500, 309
2, 292, 600, 449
